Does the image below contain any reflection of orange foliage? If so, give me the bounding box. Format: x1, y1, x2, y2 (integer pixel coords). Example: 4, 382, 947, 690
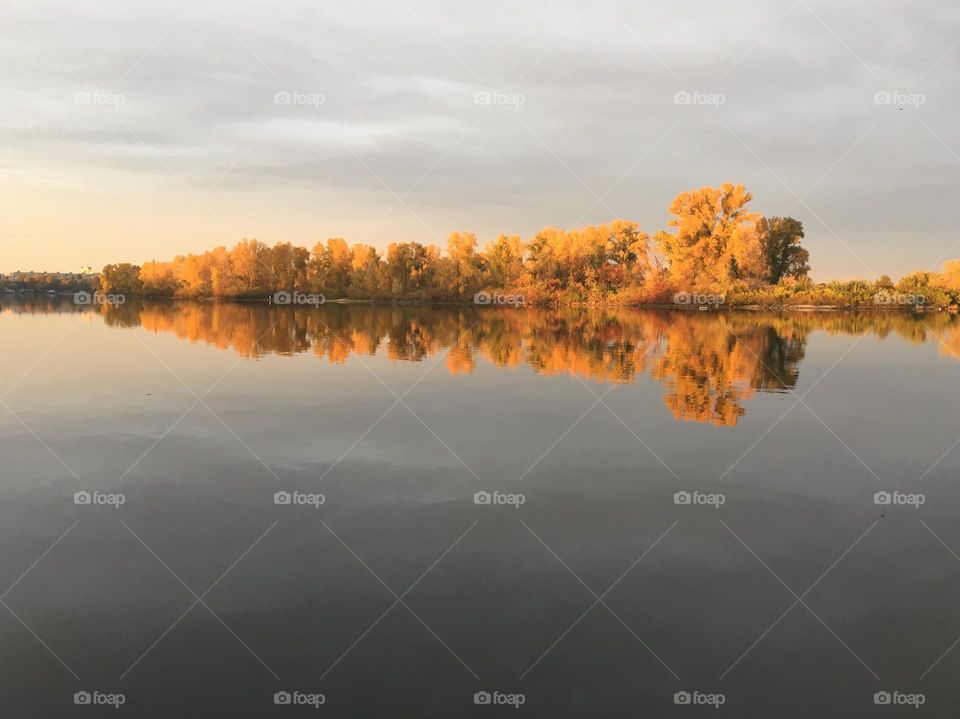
446, 341, 476, 375
525, 312, 668, 384
937, 325, 960, 362
28, 297, 955, 427
653, 319, 755, 426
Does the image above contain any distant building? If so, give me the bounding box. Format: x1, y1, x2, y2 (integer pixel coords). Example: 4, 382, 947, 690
80, 265, 93, 274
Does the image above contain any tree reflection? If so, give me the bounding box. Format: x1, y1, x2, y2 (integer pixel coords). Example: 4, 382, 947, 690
5, 296, 958, 426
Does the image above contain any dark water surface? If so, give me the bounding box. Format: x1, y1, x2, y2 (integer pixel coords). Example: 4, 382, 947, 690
3, 298, 960, 717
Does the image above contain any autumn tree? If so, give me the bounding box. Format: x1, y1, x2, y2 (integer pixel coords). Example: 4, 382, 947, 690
267, 242, 304, 292
658, 183, 760, 287
566, 225, 609, 289
525, 227, 567, 290
230, 239, 269, 295
441, 231, 483, 297
140, 261, 178, 296
308, 241, 331, 290
386, 242, 435, 295
606, 220, 651, 284
205, 246, 232, 296
483, 234, 524, 289
326, 238, 353, 294
350, 244, 382, 295
939, 260, 960, 292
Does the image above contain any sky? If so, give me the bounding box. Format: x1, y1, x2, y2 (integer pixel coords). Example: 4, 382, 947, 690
0, 0, 958, 281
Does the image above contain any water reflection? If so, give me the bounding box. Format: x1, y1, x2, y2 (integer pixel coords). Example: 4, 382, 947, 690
4, 297, 958, 426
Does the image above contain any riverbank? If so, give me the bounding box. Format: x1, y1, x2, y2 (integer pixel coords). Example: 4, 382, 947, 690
9, 292, 956, 313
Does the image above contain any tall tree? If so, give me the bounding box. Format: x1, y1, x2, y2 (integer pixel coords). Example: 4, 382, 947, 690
443, 232, 482, 297
229, 239, 268, 295
350, 244, 381, 295
140, 261, 178, 296
758, 216, 810, 283
606, 219, 651, 284
658, 183, 759, 286
100, 263, 143, 294
326, 238, 353, 294
483, 234, 524, 288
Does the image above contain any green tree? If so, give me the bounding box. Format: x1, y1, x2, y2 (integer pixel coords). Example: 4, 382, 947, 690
758, 216, 810, 283
100, 263, 143, 294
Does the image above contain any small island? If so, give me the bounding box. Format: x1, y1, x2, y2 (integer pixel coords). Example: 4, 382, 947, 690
4, 184, 959, 310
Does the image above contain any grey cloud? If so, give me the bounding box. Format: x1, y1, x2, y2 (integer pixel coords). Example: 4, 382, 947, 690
1, 0, 958, 277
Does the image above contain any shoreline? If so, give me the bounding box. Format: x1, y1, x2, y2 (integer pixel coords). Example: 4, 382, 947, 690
4, 294, 954, 312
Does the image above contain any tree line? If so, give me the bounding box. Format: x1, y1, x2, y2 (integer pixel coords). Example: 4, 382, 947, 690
79, 183, 959, 306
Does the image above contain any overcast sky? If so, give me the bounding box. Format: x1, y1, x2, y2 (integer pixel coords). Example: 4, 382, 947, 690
1, 0, 958, 280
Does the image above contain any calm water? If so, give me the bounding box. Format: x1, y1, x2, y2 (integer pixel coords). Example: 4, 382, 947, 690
2, 298, 960, 717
